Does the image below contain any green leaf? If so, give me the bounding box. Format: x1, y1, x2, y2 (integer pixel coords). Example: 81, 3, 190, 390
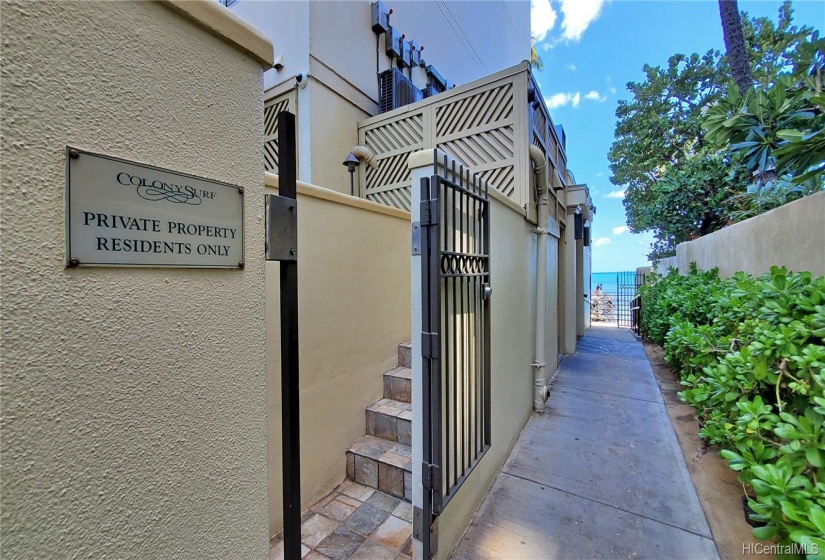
806, 447, 824, 468
752, 525, 779, 540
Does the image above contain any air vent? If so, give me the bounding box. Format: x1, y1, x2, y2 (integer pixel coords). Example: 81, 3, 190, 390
425, 65, 447, 92
379, 68, 423, 113
422, 85, 440, 99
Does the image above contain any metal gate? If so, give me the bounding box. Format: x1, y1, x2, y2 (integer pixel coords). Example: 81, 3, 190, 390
419, 156, 491, 558
616, 270, 646, 329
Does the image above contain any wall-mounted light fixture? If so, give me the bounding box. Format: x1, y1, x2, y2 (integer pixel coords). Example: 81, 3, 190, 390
574, 206, 583, 240
343, 152, 360, 196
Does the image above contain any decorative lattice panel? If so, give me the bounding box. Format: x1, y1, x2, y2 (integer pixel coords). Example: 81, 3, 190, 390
435, 83, 513, 138
439, 126, 514, 169
263, 94, 291, 172
362, 114, 424, 211
356, 71, 528, 212
477, 166, 515, 199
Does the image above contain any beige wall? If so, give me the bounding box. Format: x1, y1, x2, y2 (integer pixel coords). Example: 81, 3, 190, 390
582, 245, 592, 332
544, 229, 562, 364
435, 189, 536, 560
308, 83, 371, 193
1, 2, 271, 558
264, 176, 411, 536
562, 213, 578, 353
232, 0, 311, 92
676, 191, 825, 278
408, 150, 556, 559
232, 0, 529, 193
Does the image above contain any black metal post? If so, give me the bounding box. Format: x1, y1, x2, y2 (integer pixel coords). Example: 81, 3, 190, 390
278, 112, 301, 560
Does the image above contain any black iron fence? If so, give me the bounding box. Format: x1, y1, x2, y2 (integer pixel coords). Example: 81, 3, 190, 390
420, 155, 491, 558
591, 271, 646, 329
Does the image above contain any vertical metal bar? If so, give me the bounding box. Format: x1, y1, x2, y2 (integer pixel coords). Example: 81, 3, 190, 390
420, 177, 433, 560
471, 174, 478, 460
459, 166, 466, 474
278, 111, 301, 560
483, 182, 491, 448
430, 178, 442, 516
450, 158, 457, 490
442, 178, 450, 499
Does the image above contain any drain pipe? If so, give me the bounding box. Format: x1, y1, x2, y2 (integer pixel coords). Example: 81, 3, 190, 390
529, 145, 550, 412
351, 145, 379, 169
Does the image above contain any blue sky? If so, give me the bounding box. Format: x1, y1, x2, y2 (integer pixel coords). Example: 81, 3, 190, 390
530, 0, 824, 272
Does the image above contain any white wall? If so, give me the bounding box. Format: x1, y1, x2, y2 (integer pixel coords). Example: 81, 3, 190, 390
1, 2, 270, 558
230, 0, 530, 189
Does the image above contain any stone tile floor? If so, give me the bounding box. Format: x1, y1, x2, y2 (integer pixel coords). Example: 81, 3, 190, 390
270, 480, 413, 560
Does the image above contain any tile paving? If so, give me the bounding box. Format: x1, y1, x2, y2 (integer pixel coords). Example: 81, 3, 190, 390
270, 480, 412, 560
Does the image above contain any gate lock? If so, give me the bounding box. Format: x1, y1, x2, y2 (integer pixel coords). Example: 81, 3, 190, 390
483, 283, 492, 300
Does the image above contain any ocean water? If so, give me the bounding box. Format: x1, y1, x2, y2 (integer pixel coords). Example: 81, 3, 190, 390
590, 271, 644, 325
590, 272, 620, 296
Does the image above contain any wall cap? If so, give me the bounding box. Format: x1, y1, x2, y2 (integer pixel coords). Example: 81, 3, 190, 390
265, 173, 411, 221
408, 149, 526, 218
162, 0, 274, 69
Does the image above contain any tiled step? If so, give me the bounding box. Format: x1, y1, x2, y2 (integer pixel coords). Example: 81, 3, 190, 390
366, 398, 412, 446
383, 367, 411, 403
398, 340, 412, 368
346, 435, 411, 501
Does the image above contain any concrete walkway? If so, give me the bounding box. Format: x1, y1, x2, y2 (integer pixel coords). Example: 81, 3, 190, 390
452, 325, 719, 560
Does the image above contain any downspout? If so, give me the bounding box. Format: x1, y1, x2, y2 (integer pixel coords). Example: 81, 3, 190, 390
351, 145, 379, 169
349, 146, 379, 197
529, 145, 550, 412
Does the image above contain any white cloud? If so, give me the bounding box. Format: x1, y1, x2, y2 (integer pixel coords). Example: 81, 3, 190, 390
594, 237, 611, 247
559, 0, 608, 42
605, 189, 626, 199
607, 86, 617, 94
584, 90, 607, 102
566, 64, 577, 71
596, 172, 605, 177
612, 226, 629, 235
531, 0, 557, 42
545, 92, 581, 109
545, 89, 611, 110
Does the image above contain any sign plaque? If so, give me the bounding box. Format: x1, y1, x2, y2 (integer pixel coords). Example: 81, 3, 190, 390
66, 147, 244, 268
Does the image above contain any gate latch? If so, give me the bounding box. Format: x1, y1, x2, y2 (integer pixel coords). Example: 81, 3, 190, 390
483, 283, 492, 300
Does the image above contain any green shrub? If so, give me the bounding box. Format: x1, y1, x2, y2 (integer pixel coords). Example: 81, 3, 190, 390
643, 265, 825, 555
639, 263, 722, 347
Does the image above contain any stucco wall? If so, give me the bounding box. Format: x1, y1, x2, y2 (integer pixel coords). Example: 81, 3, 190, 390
562, 214, 578, 353
408, 151, 549, 559
1, 2, 269, 558
308, 0, 530, 101
231, 0, 529, 192
308, 83, 371, 193
264, 176, 411, 536
435, 189, 536, 560
676, 191, 825, 278
582, 245, 592, 331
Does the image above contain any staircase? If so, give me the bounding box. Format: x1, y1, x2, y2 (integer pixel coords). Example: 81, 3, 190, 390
346, 341, 413, 502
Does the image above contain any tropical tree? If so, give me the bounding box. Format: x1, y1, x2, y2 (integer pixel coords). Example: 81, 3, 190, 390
609, 1, 815, 259
530, 35, 544, 72
718, 0, 753, 95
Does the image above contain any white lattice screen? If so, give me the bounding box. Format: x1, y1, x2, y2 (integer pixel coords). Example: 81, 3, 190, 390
263, 91, 295, 173
359, 75, 524, 212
